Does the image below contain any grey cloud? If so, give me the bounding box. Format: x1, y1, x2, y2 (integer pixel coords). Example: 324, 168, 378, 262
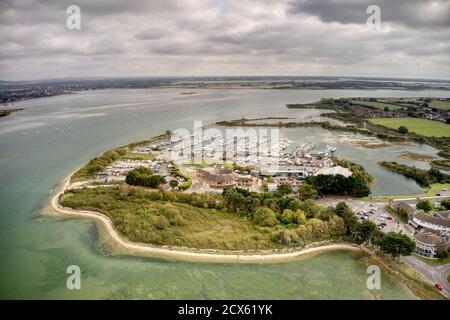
289, 0, 450, 28
0, 0, 449, 80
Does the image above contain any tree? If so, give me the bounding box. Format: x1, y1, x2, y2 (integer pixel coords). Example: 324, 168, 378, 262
222, 188, 245, 213
335, 201, 352, 218
376, 232, 415, 260
441, 199, 450, 210
280, 209, 296, 224
277, 183, 292, 195
299, 199, 321, 218
125, 167, 165, 187
169, 179, 179, 190
398, 126, 409, 134
335, 202, 358, 236
354, 220, 378, 244
416, 200, 432, 212
253, 207, 278, 227
298, 183, 318, 200
305, 174, 370, 197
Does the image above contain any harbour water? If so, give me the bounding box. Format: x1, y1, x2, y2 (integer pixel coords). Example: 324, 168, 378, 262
1, 88, 448, 299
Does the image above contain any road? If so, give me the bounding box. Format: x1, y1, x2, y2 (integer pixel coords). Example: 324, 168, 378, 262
401, 255, 450, 299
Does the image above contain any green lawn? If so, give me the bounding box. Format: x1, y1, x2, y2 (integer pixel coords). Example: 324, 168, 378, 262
430, 100, 450, 110
351, 99, 403, 111
369, 118, 450, 137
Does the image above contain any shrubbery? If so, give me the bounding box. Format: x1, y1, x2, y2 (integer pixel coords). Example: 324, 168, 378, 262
305, 174, 371, 197
126, 167, 166, 187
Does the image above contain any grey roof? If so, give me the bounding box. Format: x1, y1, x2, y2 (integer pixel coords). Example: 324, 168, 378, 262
314, 166, 352, 177
414, 231, 444, 246
413, 212, 450, 228
396, 201, 416, 215
436, 210, 450, 219
198, 169, 235, 183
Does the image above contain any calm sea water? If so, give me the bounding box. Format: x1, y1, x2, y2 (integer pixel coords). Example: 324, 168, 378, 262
1, 88, 448, 299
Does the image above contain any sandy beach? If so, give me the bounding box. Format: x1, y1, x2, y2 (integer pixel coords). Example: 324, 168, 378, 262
48, 173, 364, 264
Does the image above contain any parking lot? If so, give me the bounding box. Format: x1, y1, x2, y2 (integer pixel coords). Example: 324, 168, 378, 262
319, 198, 404, 233
355, 202, 402, 233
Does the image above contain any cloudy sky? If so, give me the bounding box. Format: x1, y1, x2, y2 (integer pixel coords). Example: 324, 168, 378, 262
1, 0, 449, 80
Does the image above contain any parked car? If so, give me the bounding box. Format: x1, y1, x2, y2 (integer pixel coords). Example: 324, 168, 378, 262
386, 216, 393, 220
435, 283, 444, 291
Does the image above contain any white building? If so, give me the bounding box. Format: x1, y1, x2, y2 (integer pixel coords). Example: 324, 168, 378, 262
314, 165, 352, 177
409, 212, 450, 236
414, 230, 449, 258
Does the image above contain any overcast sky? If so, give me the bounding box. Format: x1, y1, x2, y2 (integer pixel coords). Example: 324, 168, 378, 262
1, 0, 449, 81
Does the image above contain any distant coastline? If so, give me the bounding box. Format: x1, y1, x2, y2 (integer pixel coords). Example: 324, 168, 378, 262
2, 76, 450, 104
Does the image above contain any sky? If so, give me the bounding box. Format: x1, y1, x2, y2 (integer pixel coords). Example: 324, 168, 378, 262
0, 0, 449, 81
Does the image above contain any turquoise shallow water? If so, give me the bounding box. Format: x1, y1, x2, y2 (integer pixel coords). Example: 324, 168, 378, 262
1, 88, 448, 299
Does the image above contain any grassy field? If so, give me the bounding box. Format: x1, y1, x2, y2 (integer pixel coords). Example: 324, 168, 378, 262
60, 187, 280, 250
430, 100, 450, 110
350, 99, 403, 111
369, 118, 450, 137
122, 151, 155, 160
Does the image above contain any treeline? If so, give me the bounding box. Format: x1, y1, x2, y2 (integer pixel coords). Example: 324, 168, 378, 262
332, 157, 374, 184
72, 148, 126, 181
125, 167, 166, 187
60, 186, 415, 257
379, 161, 450, 187
71, 133, 169, 182
305, 174, 371, 197
431, 159, 450, 171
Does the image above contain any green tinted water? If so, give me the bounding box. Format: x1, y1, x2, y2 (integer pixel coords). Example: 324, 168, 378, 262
1, 88, 447, 299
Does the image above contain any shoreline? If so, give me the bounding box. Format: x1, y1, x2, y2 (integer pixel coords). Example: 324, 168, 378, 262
48, 173, 363, 264
44, 160, 445, 299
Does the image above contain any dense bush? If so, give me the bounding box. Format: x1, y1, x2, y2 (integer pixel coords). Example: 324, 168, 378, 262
398, 126, 409, 134
253, 207, 278, 227
126, 167, 166, 187
305, 174, 371, 197
441, 199, 450, 210
416, 200, 432, 212
333, 157, 374, 184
